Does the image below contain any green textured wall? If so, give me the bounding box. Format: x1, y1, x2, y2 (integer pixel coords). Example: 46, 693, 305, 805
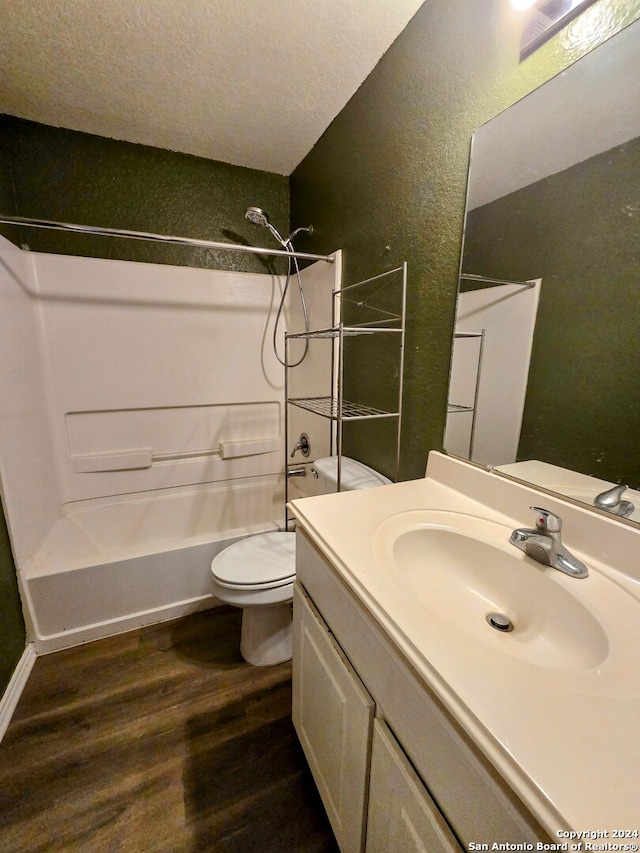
463, 137, 640, 487
290, 0, 640, 481
0, 115, 290, 274
0, 125, 24, 694
0, 499, 24, 693
0, 120, 19, 247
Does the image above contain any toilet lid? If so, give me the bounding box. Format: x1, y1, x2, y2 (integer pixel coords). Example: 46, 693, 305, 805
211, 532, 296, 587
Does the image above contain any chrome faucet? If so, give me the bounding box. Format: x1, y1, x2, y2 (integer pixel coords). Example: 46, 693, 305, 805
594, 484, 635, 518
509, 507, 588, 578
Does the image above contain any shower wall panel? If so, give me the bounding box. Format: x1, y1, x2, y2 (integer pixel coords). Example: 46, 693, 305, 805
30, 252, 287, 503
445, 281, 541, 467
283, 252, 340, 464
0, 236, 59, 568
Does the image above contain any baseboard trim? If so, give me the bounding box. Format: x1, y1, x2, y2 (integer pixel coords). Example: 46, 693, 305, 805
0, 644, 37, 743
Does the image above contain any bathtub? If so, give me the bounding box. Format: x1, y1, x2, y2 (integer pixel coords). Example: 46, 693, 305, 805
22, 475, 284, 652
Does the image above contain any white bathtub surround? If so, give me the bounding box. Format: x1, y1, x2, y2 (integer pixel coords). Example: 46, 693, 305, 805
0, 233, 339, 651
445, 279, 541, 466
29, 250, 291, 505
284, 250, 341, 465
289, 451, 640, 834
0, 237, 59, 570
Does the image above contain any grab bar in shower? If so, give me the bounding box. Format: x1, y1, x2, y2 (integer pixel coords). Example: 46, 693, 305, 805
72, 436, 281, 472
72, 449, 153, 472
218, 437, 280, 458
153, 437, 281, 462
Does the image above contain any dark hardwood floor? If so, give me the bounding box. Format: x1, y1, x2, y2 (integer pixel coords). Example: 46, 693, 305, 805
0, 607, 339, 853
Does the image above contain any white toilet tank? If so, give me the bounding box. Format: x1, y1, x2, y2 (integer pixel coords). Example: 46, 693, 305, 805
308, 455, 391, 496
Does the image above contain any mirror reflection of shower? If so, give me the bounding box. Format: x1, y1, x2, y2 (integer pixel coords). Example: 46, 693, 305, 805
245, 206, 313, 367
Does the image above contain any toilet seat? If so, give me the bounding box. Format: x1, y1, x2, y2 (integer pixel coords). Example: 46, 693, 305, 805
211, 532, 296, 591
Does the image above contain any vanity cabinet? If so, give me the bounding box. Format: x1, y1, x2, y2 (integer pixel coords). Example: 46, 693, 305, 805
293, 583, 461, 853
292, 585, 373, 853
367, 718, 462, 853
293, 529, 552, 852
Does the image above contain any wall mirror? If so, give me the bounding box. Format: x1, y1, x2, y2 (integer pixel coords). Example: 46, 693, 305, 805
445, 18, 640, 524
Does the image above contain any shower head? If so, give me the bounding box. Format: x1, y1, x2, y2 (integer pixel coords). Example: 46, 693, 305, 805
245, 206, 270, 228
245, 205, 287, 246
245, 205, 312, 248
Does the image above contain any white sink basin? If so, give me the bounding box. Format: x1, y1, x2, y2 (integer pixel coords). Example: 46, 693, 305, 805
373, 510, 613, 672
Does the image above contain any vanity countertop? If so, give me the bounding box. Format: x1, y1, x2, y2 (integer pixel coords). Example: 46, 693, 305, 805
288, 452, 640, 838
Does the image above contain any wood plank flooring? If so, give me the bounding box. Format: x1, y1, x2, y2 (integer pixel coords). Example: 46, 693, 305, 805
0, 607, 339, 853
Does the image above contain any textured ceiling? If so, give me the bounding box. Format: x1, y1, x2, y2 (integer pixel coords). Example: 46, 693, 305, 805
0, 0, 425, 176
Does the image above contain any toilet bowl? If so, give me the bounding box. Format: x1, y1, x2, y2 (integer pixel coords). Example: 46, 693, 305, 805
210, 531, 295, 666
210, 456, 390, 666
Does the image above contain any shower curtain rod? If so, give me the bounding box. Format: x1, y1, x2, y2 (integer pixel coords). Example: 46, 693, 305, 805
0, 214, 335, 264
460, 273, 535, 287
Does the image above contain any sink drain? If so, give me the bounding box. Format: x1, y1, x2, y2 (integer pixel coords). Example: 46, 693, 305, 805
486, 612, 514, 632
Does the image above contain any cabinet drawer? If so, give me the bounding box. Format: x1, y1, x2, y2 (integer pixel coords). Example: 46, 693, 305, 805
367, 718, 463, 853
293, 584, 374, 853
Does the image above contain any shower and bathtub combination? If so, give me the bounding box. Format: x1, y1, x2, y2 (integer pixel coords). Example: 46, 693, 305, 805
0, 209, 391, 661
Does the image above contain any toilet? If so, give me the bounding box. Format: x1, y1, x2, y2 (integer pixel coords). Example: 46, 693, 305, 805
210, 456, 391, 666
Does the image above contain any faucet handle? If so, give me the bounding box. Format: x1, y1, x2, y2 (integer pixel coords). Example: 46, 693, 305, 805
594, 483, 628, 509
530, 506, 562, 535
290, 433, 310, 458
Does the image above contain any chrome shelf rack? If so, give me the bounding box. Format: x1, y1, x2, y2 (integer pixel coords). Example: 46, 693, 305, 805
287, 396, 398, 421
285, 264, 406, 515
446, 329, 485, 459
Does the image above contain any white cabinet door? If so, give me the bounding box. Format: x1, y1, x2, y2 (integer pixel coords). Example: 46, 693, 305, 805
292, 583, 374, 853
367, 719, 463, 853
